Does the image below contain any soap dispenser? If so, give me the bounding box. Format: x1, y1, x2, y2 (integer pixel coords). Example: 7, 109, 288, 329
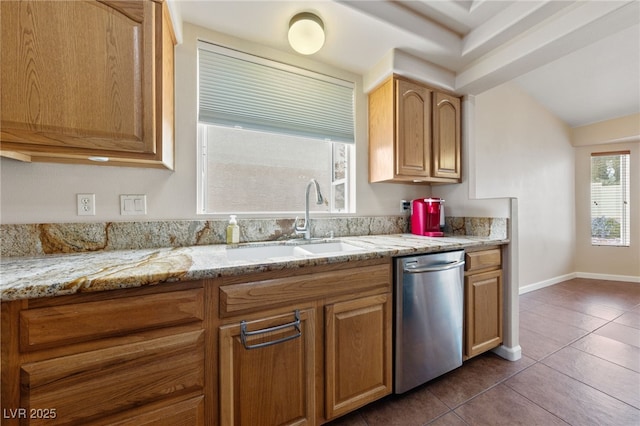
226, 215, 240, 244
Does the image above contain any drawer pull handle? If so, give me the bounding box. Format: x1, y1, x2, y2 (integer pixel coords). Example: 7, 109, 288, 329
240, 310, 301, 350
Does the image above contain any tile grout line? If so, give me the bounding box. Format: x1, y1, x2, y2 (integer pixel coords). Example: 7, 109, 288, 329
331, 280, 639, 425
508, 305, 640, 423
435, 295, 637, 425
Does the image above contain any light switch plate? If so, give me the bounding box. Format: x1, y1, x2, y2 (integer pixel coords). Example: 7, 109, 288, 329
120, 194, 147, 216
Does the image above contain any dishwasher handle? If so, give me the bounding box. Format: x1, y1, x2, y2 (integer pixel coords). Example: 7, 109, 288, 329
403, 259, 465, 273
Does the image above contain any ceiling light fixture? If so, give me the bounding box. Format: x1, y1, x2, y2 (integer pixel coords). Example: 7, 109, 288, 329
288, 12, 325, 55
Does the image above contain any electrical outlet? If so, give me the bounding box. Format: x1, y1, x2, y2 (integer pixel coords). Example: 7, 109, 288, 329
401, 199, 411, 214
77, 194, 96, 216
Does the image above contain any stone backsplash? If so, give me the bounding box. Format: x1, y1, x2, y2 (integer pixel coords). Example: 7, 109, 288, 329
0, 216, 507, 257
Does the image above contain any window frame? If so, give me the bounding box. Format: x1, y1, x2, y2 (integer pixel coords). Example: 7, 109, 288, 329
590, 151, 631, 247
195, 41, 356, 216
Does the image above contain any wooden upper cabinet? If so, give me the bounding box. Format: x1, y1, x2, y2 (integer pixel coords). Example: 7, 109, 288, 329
396, 79, 431, 179
368, 75, 461, 184
433, 92, 461, 179
0, 0, 176, 169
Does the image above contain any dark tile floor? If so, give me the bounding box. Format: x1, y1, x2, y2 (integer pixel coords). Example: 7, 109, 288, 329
326, 278, 640, 426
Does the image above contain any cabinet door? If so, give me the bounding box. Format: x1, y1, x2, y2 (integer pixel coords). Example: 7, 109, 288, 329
396, 79, 432, 179
219, 309, 316, 426
1, 1, 154, 153
0, 0, 174, 168
325, 294, 392, 420
432, 92, 461, 179
464, 270, 503, 358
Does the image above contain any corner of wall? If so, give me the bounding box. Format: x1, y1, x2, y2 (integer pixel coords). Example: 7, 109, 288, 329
165, 0, 184, 44
463, 95, 477, 200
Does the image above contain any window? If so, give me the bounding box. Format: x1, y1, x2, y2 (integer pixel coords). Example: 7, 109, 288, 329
590, 151, 630, 246
197, 41, 355, 214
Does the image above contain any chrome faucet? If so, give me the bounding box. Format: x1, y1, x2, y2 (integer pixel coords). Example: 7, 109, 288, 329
294, 179, 324, 240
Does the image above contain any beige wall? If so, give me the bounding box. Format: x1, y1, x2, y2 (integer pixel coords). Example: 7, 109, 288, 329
574, 141, 640, 279
457, 82, 576, 289
0, 23, 427, 224
572, 113, 640, 146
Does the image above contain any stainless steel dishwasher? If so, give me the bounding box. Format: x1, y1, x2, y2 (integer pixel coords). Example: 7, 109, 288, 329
394, 250, 465, 393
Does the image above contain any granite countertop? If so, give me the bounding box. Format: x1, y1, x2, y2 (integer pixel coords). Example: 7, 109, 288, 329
0, 234, 508, 301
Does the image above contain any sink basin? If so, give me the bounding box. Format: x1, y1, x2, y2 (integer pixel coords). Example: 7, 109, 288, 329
225, 244, 310, 261
299, 241, 364, 254
225, 241, 365, 261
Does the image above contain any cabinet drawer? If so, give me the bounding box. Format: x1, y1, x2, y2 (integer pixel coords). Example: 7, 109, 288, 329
220, 262, 391, 318
20, 330, 205, 425
20, 288, 204, 351
465, 249, 501, 273
85, 396, 205, 426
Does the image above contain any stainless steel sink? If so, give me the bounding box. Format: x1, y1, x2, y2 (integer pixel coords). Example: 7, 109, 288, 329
225, 241, 364, 262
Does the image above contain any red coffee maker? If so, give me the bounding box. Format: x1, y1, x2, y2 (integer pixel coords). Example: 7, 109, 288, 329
411, 198, 445, 237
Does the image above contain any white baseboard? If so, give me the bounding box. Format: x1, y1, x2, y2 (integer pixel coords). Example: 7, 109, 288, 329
519, 272, 640, 295
519, 273, 577, 295
492, 345, 522, 361
575, 272, 640, 283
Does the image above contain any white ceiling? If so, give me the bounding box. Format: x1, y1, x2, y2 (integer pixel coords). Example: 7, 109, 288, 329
174, 0, 640, 128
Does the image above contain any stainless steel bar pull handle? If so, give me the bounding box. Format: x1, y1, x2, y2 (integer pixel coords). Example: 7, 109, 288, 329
240, 310, 301, 350
404, 260, 465, 273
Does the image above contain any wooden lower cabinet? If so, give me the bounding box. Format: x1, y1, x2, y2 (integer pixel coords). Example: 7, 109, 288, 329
1, 259, 394, 426
324, 294, 393, 420
218, 258, 393, 425
464, 249, 503, 359
219, 308, 316, 426
84, 396, 205, 426
21, 331, 204, 425
1, 282, 207, 426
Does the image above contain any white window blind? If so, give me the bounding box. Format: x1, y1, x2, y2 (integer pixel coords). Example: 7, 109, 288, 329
590, 151, 631, 246
198, 41, 355, 143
